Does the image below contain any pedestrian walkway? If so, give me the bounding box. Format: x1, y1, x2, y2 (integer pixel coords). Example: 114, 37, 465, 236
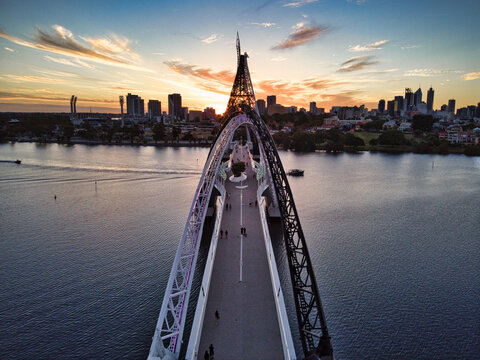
198, 144, 283, 359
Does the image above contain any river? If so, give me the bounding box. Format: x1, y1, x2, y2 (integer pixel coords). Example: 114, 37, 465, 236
0, 143, 479, 359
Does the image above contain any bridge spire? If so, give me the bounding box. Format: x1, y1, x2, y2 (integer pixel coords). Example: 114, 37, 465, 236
225, 33, 257, 119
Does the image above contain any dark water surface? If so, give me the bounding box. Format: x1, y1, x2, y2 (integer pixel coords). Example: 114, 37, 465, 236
1, 143, 479, 359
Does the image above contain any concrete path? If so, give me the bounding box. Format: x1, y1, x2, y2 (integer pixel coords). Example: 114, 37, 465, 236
198, 144, 283, 359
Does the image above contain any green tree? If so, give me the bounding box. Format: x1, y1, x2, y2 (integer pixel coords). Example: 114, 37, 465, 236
63, 124, 74, 142
411, 114, 434, 132
291, 131, 315, 152
344, 133, 365, 147
152, 122, 165, 143
378, 130, 408, 145
363, 118, 386, 131
272, 131, 290, 149
172, 126, 180, 142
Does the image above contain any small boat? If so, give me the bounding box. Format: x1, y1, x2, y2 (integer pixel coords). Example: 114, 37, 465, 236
288, 169, 304, 176
15, 159, 21, 164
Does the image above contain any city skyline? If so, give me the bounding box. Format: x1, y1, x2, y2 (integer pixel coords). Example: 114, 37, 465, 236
0, 0, 479, 114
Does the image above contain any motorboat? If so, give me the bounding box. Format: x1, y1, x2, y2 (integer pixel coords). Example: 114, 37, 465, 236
288, 169, 304, 176
15, 159, 21, 164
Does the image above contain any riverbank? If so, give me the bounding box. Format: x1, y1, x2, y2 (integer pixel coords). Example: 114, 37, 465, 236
5, 138, 212, 148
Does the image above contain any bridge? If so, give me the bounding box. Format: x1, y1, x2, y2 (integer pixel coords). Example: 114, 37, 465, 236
148, 34, 333, 360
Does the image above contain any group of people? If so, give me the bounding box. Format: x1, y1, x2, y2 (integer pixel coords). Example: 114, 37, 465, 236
224, 203, 232, 211
240, 227, 247, 235
203, 344, 215, 360
219, 229, 228, 239
248, 200, 258, 207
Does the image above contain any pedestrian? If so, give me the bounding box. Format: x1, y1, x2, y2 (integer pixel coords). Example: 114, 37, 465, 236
204, 350, 209, 360
255, 200, 257, 207
215, 310, 220, 322
229, 204, 232, 210
209, 344, 215, 359
220, 230, 223, 239
225, 230, 228, 239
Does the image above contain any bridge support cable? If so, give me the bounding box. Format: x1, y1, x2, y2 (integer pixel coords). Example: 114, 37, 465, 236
148, 115, 252, 359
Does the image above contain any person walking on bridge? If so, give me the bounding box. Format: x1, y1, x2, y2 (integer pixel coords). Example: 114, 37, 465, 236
209, 344, 215, 359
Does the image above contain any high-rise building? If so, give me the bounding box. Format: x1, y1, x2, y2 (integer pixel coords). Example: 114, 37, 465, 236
441, 104, 448, 112
448, 99, 456, 114
426, 87, 434, 113
126, 93, 144, 116
256, 99, 266, 115
405, 88, 414, 110
204, 107, 216, 120
387, 100, 395, 116
182, 107, 189, 121
414, 88, 422, 106
267, 95, 276, 108
467, 105, 476, 119
476, 103, 480, 118
394, 96, 404, 114
378, 99, 385, 114
309, 101, 317, 114
148, 100, 161, 118
168, 93, 182, 120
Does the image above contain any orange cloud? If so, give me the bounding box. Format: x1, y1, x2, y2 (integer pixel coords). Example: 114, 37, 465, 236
272, 24, 327, 50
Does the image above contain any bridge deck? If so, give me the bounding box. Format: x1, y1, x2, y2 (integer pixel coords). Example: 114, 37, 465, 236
198, 146, 284, 359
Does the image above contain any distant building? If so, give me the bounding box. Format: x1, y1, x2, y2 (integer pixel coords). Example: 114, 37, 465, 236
168, 93, 182, 120
189, 110, 203, 122
414, 88, 422, 106
440, 104, 448, 112
467, 105, 476, 119
204, 107, 216, 120
476, 103, 480, 118
126, 93, 144, 116
378, 99, 385, 114
394, 96, 404, 115
405, 88, 414, 110
387, 100, 395, 116
256, 99, 266, 115
427, 87, 434, 113
309, 101, 317, 114
317, 108, 325, 114
267, 104, 286, 115
286, 106, 297, 114
267, 95, 276, 109
182, 107, 189, 121
448, 99, 456, 114
148, 100, 161, 119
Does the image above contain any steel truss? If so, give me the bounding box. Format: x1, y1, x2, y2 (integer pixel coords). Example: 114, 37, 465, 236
221, 106, 333, 359
148, 115, 252, 359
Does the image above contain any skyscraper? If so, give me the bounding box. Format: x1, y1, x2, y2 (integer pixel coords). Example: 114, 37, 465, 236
426, 87, 434, 113
448, 99, 456, 114
405, 88, 414, 110
148, 100, 161, 118
414, 88, 422, 106
256, 99, 266, 115
476, 103, 480, 118
394, 96, 404, 114
387, 100, 395, 116
204, 107, 216, 120
168, 93, 182, 120
267, 95, 276, 108
378, 99, 385, 114
309, 101, 317, 114
126, 93, 144, 116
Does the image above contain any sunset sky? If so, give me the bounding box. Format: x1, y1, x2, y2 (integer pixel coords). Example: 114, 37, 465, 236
0, 0, 479, 114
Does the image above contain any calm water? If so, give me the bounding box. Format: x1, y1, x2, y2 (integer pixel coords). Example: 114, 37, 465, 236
0, 143, 479, 359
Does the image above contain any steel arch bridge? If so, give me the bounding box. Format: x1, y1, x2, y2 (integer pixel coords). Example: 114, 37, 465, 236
148, 34, 332, 360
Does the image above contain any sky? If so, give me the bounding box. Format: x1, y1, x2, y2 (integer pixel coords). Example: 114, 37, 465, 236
0, 0, 479, 114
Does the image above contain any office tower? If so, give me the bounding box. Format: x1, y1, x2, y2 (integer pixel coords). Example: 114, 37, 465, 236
148, 100, 161, 118
426, 87, 434, 113
126, 93, 144, 116
387, 100, 395, 116
168, 93, 182, 120
414, 88, 422, 106
119, 96, 124, 116
441, 104, 448, 112
394, 96, 404, 114
256, 99, 266, 115
378, 99, 385, 114
467, 105, 476, 119
448, 99, 456, 114
182, 107, 189, 121
309, 101, 317, 114
204, 107, 216, 120
267, 95, 276, 108
404, 88, 414, 110
476, 103, 480, 118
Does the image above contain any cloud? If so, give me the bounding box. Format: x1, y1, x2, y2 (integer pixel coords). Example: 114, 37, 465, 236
201, 34, 220, 44
337, 55, 379, 72
270, 56, 287, 62
4, 47, 15, 52
250, 22, 276, 28
284, 0, 319, 7
349, 40, 389, 52
400, 44, 421, 50
347, 0, 366, 5
44, 55, 95, 69
272, 23, 327, 50
0, 74, 66, 84
403, 68, 461, 77
164, 60, 235, 85
0, 90, 116, 103
0, 25, 152, 72
463, 72, 480, 81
